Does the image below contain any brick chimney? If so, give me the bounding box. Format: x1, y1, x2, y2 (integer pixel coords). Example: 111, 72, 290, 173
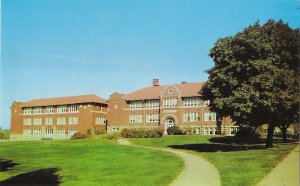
153, 79, 159, 86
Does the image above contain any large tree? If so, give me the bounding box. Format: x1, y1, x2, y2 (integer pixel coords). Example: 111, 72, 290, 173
201, 20, 300, 148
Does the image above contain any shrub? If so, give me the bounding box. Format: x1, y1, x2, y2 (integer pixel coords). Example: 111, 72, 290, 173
235, 126, 260, 139
71, 132, 87, 139
121, 128, 163, 138
181, 127, 194, 135
167, 126, 182, 135
0, 132, 4, 139
95, 128, 106, 135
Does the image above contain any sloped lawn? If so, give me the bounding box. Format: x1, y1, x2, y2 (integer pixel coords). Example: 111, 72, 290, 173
0, 139, 183, 186
129, 135, 297, 186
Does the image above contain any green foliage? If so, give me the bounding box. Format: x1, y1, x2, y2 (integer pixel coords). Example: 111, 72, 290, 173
121, 128, 163, 138
235, 126, 260, 139
181, 127, 194, 135
71, 132, 87, 139
167, 126, 183, 135
0, 129, 10, 139
94, 128, 106, 135
201, 19, 300, 147
0, 132, 4, 139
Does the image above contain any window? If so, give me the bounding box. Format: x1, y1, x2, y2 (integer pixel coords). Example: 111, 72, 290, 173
23, 108, 32, 115
95, 117, 106, 125
183, 113, 200, 122
204, 100, 210, 107
146, 114, 159, 122
69, 105, 78, 112
23, 129, 31, 134
183, 97, 200, 107
45, 118, 53, 125
163, 98, 177, 107
129, 114, 143, 123
204, 127, 216, 135
33, 129, 42, 134
33, 107, 42, 114
129, 101, 143, 109
69, 128, 78, 135
23, 118, 32, 125
146, 100, 160, 109
204, 112, 217, 121
230, 127, 239, 135
57, 129, 67, 135
57, 106, 67, 113
33, 118, 42, 125
45, 107, 54, 113
45, 128, 54, 134
57, 117, 67, 125
69, 117, 78, 125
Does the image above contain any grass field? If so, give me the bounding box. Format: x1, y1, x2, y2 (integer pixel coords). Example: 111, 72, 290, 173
129, 135, 298, 186
0, 139, 183, 186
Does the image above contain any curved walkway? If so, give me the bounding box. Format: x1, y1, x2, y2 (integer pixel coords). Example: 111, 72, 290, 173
257, 145, 299, 186
117, 138, 221, 186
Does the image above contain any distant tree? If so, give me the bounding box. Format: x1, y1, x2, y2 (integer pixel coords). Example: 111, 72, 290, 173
201, 19, 300, 148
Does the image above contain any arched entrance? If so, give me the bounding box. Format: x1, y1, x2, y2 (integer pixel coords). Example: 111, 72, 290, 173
165, 118, 175, 134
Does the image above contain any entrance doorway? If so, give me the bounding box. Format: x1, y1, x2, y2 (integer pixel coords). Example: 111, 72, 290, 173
165, 118, 175, 134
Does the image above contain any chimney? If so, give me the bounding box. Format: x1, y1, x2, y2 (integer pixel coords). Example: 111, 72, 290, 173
153, 79, 159, 86
181, 81, 187, 84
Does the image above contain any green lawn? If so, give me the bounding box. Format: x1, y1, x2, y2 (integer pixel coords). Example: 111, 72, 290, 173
0, 139, 183, 186
129, 135, 298, 186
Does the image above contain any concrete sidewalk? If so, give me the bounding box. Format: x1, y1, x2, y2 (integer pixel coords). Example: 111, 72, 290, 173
117, 138, 221, 186
257, 145, 299, 186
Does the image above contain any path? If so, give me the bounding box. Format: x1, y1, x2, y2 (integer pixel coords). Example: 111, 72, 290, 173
117, 138, 221, 186
257, 145, 299, 186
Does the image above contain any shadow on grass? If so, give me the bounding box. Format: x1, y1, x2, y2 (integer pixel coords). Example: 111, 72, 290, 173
0, 159, 20, 172
0, 168, 61, 186
209, 136, 298, 145
168, 143, 265, 152
209, 136, 264, 145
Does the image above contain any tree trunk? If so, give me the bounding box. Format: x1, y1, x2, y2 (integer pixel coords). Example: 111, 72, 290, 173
281, 127, 287, 142
266, 121, 275, 148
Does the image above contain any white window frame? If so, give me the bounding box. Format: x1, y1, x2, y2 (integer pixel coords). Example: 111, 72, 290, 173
45, 128, 54, 134
57, 105, 68, 113
183, 113, 200, 122
129, 101, 143, 109
95, 117, 106, 125
146, 100, 160, 109
23, 118, 32, 125
33, 107, 42, 114
33, 128, 43, 134
33, 118, 42, 125
163, 98, 177, 107
57, 117, 67, 125
69, 105, 78, 113
204, 112, 217, 121
146, 114, 160, 122
45, 117, 53, 125
45, 106, 54, 114
183, 97, 200, 107
69, 117, 78, 125
23, 108, 32, 115
129, 114, 143, 123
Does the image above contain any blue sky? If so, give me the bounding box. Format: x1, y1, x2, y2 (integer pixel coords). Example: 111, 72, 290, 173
1, 0, 299, 129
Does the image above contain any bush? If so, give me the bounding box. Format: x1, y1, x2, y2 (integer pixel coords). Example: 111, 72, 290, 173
181, 127, 194, 135
235, 126, 260, 139
95, 128, 106, 135
0, 132, 4, 139
121, 128, 163, 138
167, 126, 183, 135
71, 132, 87, 139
